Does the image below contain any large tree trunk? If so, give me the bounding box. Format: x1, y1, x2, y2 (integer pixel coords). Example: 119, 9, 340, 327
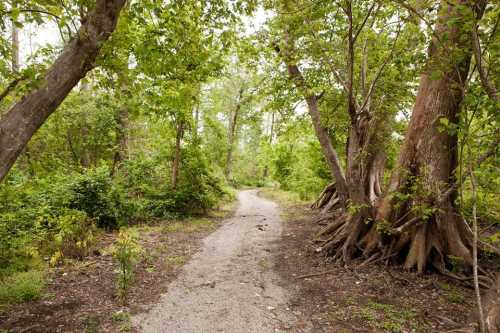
374, 0, 486, 272
0, 0, 126, 182
317, 0, 487, 273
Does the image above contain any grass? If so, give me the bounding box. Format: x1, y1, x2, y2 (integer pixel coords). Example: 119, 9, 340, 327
164, 255, 186, 267
0, 270, 47, 308
161, 217, 216, 234
356, 300, 430, 333
111, 311, 132, 332
258, 187, 307, 208
436, 282, 465, 304
82, 315, 100, 333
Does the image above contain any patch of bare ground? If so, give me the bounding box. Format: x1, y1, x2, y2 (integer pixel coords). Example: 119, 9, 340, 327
0, 202, 236, 333
272, 203, 478, 333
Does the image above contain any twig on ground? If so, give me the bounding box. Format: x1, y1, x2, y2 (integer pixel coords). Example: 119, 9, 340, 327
295, 269, 337, 279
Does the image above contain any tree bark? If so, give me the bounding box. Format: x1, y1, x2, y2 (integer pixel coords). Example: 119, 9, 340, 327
171, 120, 184, 190
111, 71, 130, 175
0, 0, 126, 182
283, 61, 349, 200
374, 0, 487, 271
317, 0, 488, 273
224, 88, 243, 179
274, 28, 349, 200
11, 11, 20, 73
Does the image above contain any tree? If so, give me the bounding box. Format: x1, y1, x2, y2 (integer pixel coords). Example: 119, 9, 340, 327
269, 0, 417, 218
0, 0, 127, 182
317, 0, 490, 273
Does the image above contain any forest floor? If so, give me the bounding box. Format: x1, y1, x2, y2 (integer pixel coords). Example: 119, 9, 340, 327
0, 200, 237, 333
263, 189, 478, 333
0, 189, 482, 333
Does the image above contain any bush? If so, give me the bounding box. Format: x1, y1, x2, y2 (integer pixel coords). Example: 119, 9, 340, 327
0, 270, 46, 305
112, 229, 142, 300
131, 147, 228, 218
0, 212, 41, 275
271, 140, 330, 200
68, 166, 130, 229
48, 209, 96, 265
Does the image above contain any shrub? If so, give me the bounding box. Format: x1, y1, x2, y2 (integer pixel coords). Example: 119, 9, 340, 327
0, 213, 41, 276
68, 166, 130, 229
0, 270, 46, 305
112, 229, 142, 300
48, 209, 96, 265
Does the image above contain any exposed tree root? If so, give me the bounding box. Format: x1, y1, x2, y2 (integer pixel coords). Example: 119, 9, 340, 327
311, 182, 345, 214
313, 204, 496, 277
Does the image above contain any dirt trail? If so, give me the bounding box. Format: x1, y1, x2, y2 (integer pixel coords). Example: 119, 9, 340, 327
133, 189, 300, 333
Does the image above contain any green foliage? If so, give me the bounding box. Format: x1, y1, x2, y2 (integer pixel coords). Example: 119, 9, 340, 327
358, 301, 429, 333
267, 119, 331, 200
67, 166, 130, 229
0, 166, 126, 274
112, 229, 142, 300
111, 311, 132, 332
0, 0, 498, 307
0, 270, 46, 306
49, 209, 96, 265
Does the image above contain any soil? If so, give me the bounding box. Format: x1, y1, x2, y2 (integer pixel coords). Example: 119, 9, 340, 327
0, 203, 235, 333
0, 190, 493, 333
271, 201, 479, 333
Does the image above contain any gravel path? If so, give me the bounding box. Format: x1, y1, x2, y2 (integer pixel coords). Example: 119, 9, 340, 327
133, 189, 298, 333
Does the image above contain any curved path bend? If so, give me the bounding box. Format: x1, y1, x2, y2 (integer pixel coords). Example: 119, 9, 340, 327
133, 189, 299, 333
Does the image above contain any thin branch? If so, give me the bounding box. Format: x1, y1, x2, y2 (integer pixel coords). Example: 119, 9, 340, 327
10, 8, 62, 20
352, 2, 378, 43
472, 24, 499, 103
392, 0, 433, 28
468, 160, 486, 333
345, 0, 356, 120
358, 24, 402, 115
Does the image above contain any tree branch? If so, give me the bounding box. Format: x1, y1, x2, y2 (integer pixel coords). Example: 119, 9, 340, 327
472, 24, 499, 103
7, 8, 62, 20
352, 2, 378, 44
358, 24, 402, 115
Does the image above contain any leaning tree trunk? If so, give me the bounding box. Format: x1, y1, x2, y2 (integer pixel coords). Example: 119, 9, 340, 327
279, 56, 349, 202
0, 0, 126, 183
317, 0, 487, 273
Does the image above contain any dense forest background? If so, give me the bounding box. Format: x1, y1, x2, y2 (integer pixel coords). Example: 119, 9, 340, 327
0, 0, 498, 328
